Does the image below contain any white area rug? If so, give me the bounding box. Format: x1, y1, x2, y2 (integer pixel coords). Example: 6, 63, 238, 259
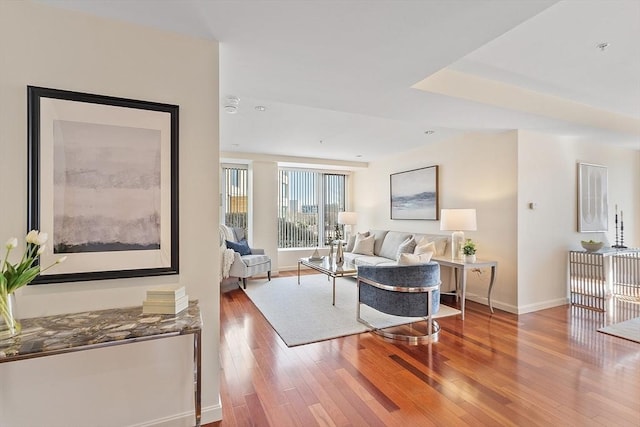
242, 274, 460, 347
598, 317, 640, 344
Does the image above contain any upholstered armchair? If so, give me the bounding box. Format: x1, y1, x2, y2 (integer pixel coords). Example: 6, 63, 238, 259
220, 225, 271, 288
356, 263, 441, 343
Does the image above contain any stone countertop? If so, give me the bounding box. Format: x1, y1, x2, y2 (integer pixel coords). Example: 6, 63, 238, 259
0, 300, 202, 360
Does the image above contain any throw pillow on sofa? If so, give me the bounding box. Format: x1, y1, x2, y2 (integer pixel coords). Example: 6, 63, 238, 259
346, 231, 370, 252
226, 239, 252, 255
415, 239, 436, 256
396, 237, 417, 260
352, 234, 375, 255
398, 252, 434, 265
416, 236, 447, 256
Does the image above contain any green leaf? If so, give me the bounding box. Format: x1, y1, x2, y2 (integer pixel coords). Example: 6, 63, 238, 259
6, 266, 40, 293
0, 273, 7, 294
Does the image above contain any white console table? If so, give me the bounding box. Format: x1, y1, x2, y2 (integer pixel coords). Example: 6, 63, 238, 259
433, 257, 497, 320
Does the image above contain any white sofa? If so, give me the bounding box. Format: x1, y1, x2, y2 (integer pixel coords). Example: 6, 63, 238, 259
343, 230, 450, 266
343, 230, 455, 292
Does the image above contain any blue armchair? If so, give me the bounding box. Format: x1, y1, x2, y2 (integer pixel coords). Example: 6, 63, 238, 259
357, 263, 441, 343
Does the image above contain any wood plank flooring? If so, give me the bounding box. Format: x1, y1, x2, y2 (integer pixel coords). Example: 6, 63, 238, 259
209, 273, 640, 426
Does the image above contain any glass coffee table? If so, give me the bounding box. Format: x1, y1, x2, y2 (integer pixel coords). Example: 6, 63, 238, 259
298, 257, 358, 305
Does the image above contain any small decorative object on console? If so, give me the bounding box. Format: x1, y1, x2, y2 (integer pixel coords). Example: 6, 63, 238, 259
612, 204, 627, 249
143, 285, 189, 315
581, 240, 604, 252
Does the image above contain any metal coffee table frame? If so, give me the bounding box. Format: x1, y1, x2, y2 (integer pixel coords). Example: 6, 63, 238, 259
298, 257, 358, 305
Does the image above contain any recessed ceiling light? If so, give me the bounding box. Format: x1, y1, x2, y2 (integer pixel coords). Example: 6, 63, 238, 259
255, 106, 266, 112
596, 42, 610, 51
424, 130, 435, 135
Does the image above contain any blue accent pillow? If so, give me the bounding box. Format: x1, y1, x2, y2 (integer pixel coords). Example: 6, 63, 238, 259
226, 239, 251, 255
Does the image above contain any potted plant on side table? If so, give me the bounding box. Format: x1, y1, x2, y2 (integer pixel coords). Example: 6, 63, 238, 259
462, 239, 476, 263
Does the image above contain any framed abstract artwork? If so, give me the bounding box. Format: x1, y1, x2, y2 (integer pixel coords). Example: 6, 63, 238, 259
27, 86, 179, 283
390, 165, 439, 220
577, 162, 608, 232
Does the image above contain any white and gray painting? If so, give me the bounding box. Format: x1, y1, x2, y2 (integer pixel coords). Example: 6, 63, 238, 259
391, 167, 437, 219
53, 120, 161, 253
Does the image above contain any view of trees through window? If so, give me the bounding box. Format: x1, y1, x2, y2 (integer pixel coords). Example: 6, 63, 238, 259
278, 169, 346, 248
221, 165, 248, 234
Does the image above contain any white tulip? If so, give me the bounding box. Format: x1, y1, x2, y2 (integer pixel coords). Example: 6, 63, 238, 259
5, 238, 18, 249
37, 245, 46, 255
56, 256, 68, 264
25, 230, 39, 244
36, 232, 48, 245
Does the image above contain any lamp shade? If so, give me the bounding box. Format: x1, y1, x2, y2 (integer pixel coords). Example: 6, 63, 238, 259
440, 209, 477, 231
338, 211, 358, 225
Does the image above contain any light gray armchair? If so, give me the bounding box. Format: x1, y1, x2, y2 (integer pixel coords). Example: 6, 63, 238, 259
357, 263, 441, 343
220, 225, 271, 289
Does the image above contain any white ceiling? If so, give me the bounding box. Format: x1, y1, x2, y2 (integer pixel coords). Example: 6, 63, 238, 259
40, 0, 640, 162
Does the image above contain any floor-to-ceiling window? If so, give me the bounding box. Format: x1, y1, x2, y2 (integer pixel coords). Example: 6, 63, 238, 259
221, 164, 248, 234
277, 169, 347, 248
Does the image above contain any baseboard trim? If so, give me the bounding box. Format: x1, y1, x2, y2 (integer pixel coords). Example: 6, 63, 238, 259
127, 399, 222, 427
465, 293, 518, 314
516, 297, 569, 314
464, 294, 568, 315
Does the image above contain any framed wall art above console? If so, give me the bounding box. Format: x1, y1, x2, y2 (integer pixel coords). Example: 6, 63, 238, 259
27, 86, 179, 283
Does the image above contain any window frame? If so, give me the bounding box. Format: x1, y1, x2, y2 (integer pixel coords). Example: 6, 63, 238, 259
277, 167, 350, 249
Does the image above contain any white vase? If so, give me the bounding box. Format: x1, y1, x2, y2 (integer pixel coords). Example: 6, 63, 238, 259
0, 293, 20, 339
464, 254, 476, 263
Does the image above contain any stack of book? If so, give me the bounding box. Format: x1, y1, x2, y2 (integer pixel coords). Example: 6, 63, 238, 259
143, 285, 189, 315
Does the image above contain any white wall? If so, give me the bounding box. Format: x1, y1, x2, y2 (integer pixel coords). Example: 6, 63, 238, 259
353, 129, 639, 314
250, 161, 280, 273
517, 130, 640, 311
353, 131, 520, 312
0, 2, 221, 426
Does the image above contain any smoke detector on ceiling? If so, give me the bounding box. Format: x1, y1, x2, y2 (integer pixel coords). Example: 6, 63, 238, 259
224, 96, 240, 114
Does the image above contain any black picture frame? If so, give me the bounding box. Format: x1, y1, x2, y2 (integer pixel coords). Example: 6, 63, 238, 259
390, 165, 439, 220
28, 86, 179, 284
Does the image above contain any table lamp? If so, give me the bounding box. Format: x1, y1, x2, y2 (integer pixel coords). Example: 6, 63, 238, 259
440, 208, 477, 260
338, 211, 358, 241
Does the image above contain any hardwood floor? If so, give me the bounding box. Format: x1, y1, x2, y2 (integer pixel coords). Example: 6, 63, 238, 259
209, 273, 640, 426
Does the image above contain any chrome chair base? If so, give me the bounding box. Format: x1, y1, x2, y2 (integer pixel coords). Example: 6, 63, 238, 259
357, 316, 440, 344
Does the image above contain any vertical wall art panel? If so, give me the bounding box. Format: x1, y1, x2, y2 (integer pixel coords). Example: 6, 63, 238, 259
578, 163, 608, 232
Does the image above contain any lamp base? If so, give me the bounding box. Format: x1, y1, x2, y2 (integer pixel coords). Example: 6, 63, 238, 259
451, 231, 465, 261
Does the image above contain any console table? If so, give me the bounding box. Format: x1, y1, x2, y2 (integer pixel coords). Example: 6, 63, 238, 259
433, 257, 497, 320
568, 248, 640, 311
0, 300, 203, 426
